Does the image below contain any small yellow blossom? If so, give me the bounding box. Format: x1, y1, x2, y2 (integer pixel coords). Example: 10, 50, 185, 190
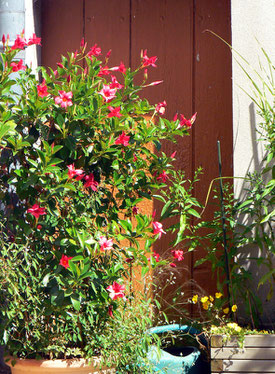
227, 322, 241, 332
215, 292, 223, 299
192, 295, 198, 304
232, 304, 237, 312
202, 301, 210, 310
223, 307, 229, 314
201, 296, 209, 303
209, 295, 214, 302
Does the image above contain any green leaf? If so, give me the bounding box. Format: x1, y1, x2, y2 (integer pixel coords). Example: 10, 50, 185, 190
70, 295, 81, 311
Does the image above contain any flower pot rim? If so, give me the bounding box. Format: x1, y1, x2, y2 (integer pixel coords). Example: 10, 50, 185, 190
6, 356, 104, 369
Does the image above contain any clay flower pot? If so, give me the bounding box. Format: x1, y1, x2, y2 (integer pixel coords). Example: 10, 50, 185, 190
7, 357, 115, 374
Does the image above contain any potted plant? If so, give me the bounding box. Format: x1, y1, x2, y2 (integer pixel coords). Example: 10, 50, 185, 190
0, 32, 198, 373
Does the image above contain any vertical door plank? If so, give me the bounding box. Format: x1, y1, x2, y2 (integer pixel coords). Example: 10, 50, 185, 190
85, 0, 130, 66
41, 0, 83, 69
193, 0, 232, 292
131, 0, 194, 310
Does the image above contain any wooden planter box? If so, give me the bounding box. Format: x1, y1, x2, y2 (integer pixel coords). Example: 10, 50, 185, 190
211, 334, 275, 373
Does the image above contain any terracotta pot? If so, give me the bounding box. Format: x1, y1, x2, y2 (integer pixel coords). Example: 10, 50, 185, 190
7, 357, 115, 374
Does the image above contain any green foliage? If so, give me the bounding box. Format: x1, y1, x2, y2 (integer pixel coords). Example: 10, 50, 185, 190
0, 34, 199, 365
195, 46, 274, 329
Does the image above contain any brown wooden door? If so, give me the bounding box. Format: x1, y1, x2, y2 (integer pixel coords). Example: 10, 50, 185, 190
42, 0, 232, 305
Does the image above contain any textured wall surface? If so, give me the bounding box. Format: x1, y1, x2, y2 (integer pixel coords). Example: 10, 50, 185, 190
231, 0, 275, 328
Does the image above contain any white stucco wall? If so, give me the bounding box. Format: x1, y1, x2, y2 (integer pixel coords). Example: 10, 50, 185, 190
231, 0, 275, 328
232, 0, 275, 196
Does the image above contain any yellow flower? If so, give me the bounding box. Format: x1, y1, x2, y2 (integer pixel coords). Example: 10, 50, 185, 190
201, 296, 209, 303
232, 304, 237, 312
209, 295, 214, 302
215, 292, 223, 299
227, 322, 241, 332
223, 307, 229, 314
192, 295, 198, 304
202, 301, 210, 310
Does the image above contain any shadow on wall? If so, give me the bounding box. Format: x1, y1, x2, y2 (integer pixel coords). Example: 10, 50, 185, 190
234, 102, 275, 329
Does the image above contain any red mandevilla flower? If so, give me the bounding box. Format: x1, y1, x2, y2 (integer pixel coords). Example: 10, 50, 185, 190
88, 43, 102, 57
153, 251, 160, 262
107, 282, 126, 300
109, 75, 123, 90
59, 254, 73, 269
67, 164, 84, 179
153, 221, 166, 238
84, 173, 98, 191
27, 204, 46, 219
171, 250, 184, 262
37, 79, 49, 98
107, 106, 122, 118
142, 49, 157, 68
11, 35, 27, 50
98, 236, 114, 252
55, 91, 73, 108
111, 61, 126, 74
157, 170, 169, 183
98, 66, 110, 77
27, 33, 41, 46
177, 112, 197, 129
156, 101, 167, 115
115, 131, 130, 146
10, 59, 26, 72
98, 84, 116, 102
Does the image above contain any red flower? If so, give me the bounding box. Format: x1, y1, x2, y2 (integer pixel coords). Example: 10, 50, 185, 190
111, 61, 126, 74
88, 43, 102, 57
153, 251, 160, 262
57, 62, 65, 69
171, 250, 184, 262
177, 112, 197, 129
98, 65, 110, 77
27, 204, 46, 219
109, 75, 123, 90
67, 164, 84, 179
108, 305, 114, 318
115, 132, 130, 146
142, 49, 157, 68
59, 254, 73, 269
153, 221, 166, 238
98, 84, 116, 102
37, 224, 42, 230
84, 173, 98, 191
99, 236, 114, 252
107, 281, 126, 300
11, 35, 27, 50
55, 91, 73, 108
10, 59, 26, 72
156, 101, 167, 115
107, 106, 122, 118
170, 262, 177, 268
157, 170, 169, 183
27, 33, 41, 46
170, 151, 177, 159
37, 79, 49, 97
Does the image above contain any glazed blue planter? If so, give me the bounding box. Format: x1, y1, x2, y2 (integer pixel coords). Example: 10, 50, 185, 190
146, 324, 204, 374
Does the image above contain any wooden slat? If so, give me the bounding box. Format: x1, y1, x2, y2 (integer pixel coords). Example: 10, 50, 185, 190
212, 359, 275, 372
85, 0, 130, 66
211, 334, 275, 348
41, 0, 83, 69
211, 347, 275, 360
193, 0, 232, 294
131, 0, 194, 313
